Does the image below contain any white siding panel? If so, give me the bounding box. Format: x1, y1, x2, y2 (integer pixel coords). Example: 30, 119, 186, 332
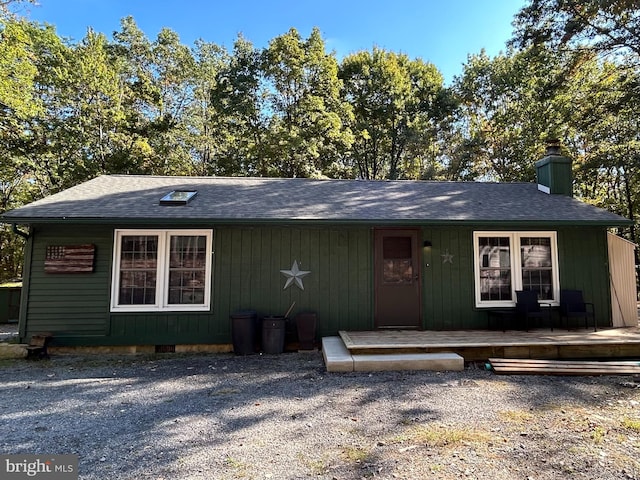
608, 233, 638, 327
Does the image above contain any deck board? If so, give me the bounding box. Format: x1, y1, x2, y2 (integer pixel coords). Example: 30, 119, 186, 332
338, 327, 640, 361
489, 357, 640, 375
340, 327, 640, 349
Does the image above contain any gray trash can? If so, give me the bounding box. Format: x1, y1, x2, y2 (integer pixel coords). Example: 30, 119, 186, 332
230, 310, 257, 355
262, 316, 286, 354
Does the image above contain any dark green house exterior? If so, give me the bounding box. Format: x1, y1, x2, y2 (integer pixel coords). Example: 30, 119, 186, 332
1, 152, 632, 348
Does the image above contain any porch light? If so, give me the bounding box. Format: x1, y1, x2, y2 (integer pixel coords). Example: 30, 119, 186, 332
423, 240, 432, 267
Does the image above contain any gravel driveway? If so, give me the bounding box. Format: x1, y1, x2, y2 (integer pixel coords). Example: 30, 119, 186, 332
2, 351, 640, 480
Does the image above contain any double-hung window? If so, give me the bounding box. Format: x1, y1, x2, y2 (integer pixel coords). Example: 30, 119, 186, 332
473, 231, 559, 308
111, 229, 213, 312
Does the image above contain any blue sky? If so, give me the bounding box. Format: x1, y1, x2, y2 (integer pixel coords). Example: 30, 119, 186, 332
23, 0, 526, 84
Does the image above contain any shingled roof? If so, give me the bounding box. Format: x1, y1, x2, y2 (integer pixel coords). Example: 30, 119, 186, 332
0, 175, 631, 226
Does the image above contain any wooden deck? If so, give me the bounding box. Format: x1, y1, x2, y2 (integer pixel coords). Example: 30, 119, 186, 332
488, 358, 640, 375
338, 327, 640, 362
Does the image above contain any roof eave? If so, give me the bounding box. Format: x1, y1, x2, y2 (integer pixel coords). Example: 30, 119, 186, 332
1, 216, 633, 228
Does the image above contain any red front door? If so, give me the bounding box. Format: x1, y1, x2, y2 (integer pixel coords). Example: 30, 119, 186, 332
374, 229, 422, 329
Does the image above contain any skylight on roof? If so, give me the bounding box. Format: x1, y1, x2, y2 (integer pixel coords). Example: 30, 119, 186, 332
159, 190, 197, 206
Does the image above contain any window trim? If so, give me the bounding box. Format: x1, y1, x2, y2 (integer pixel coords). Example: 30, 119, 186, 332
473, 231, 560, 308
110, 229, 213, 312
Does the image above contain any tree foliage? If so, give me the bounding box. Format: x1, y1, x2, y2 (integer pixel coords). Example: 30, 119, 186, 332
0, 0, 37, 19
509, 0, 640, 247
340, 48, 453, 179
511, 0, 640, 59
567, 59, 640, 242
263, 27, 353, 178
1, 5, 640, 280
453, 47, 576, 182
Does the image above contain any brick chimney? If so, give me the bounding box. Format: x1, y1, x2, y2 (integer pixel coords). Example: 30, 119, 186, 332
535, 139, 573, 197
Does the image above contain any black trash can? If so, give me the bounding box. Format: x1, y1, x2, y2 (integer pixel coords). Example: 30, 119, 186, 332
230, 310, 257, 355
262, 315, 286, 354
295, 312, 317, 350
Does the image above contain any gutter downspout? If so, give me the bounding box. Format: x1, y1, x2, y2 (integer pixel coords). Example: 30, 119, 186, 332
12, 224, 30, 239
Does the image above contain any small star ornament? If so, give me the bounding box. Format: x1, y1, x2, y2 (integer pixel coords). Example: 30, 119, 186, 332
441, 249, 454, 264
280, 260, 311, 290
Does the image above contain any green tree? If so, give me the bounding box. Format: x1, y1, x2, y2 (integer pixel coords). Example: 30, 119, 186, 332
112, 17, 197, 175
0, 18, 40, 119
106, 17, 156, 173
0, 0, 37, 19
0, 19, 41, 211
0, 17, 47, 281
206, 35, 269, 176
149, 27, 197, 174
453, 47, 574, 182
16, 25, 136, 194
6, 21, 73, 196
510, 0, 639, 247
340, 48, 451, 180
511, 0, 640, 59
565, 59, 640, 244
186, 39, 227, 175
263, 27, 353, 178
59, 30, 129, 182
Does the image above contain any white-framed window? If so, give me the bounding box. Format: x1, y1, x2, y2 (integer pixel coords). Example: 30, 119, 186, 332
473, 231, 560, 308
111, 229, 213, 312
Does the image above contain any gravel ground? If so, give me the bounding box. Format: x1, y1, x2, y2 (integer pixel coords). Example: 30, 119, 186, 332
2, 351, 640, 480
0, 322, 18, 341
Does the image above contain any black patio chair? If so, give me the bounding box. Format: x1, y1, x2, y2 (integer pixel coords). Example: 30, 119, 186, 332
560, 289, 596, 331
515, 290, 551, 331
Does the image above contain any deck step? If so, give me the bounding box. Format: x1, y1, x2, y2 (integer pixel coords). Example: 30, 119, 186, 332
322, 337, 354, 372
322, 336, 464, 372
489, 358, 640, 376
353, 352, 464, 372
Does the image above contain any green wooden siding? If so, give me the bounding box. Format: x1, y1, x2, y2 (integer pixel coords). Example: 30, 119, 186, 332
421, 226, 611, 330
213, 226, 373, 338
109, 313, 217, 345
20, 223, 612, 346
557, 227, 611, 322
422, 227, 484, 330
22, 225, 112, 338
22, 224, 373, 345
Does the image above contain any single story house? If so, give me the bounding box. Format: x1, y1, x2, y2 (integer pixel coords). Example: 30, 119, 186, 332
0, 147, 635, 349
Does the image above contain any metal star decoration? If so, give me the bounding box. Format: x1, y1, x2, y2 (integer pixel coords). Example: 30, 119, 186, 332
280, 260, 311, 290
441, 249, 454, 264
